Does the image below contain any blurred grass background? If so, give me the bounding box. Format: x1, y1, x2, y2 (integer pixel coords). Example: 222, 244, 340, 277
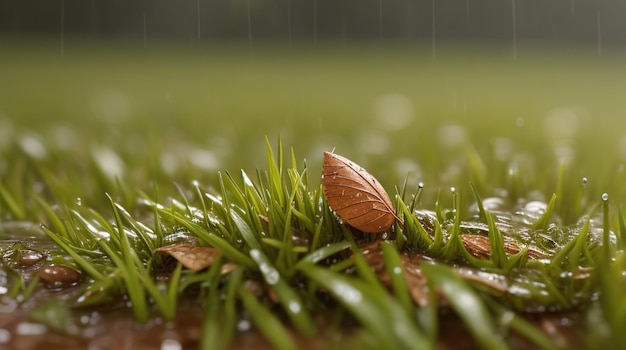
1, 40, 626, 211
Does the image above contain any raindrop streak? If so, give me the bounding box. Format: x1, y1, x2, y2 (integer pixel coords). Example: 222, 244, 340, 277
142, 11, 147, 49
247, 0, 252, 46
313, 0, 317, 44
597, 11, 602, 57
196, 0, 201, 39
60, 0, 65, 58
431, 0, 436, 61
341, 7, 347, 44
511, 0, 517, 60
287, 0, 292, 47
379, 0, 383, 38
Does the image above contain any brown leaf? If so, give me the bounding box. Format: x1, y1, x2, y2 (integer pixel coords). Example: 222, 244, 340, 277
155, 244, 221, 272
460, 234, 548, 259
322, 152, 398, 233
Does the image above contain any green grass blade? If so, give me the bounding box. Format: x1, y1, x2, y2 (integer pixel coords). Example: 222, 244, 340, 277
292, 240, 351, 272
422, 263, 507, 350
532, 193, 556, 230
249, 248, 316, 335
239, 287, 296, 350
298, 263, 428, 349
381, 241, 413, 316
41, 225, 106, 281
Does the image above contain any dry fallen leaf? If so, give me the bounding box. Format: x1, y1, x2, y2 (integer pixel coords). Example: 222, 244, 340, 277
322, 152, 399, 233
155, 243, 221, 272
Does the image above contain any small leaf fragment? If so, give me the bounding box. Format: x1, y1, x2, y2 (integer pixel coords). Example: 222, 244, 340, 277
155, 243, 221, 272
322, 152, 398, 233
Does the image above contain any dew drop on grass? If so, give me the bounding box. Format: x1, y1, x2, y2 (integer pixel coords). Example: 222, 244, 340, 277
602, 193, 608, 201
237, 319, 251, 332
581, 177, 588, 187
250, 249, 280, 285
334, 281, 363, 304
418, 182, 424, 189
288, 300, 301, 314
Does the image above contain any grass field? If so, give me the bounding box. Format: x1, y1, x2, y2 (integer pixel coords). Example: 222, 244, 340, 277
3, 42, 626, 191
1, 40, 626, 348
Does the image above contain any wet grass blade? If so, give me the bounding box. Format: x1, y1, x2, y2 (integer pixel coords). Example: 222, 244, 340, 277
249, 248, 316, 335
159, 209, 255, 269
0, 181, 26, 220
292, 240, 351, 272
298, 262, 428, 349
422, 263, 507, 350
239, 286, 296, 350
487, 299, 559, 350
41, 225, 106, 282
618, 204, 626, 251
532, 193, 556, 230
201, 266, 242, 350
104, 193, 149, 323
381, 241, 413, 316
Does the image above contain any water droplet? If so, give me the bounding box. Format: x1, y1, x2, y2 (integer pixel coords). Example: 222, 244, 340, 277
582, 177, 588, 187
418, 182, 424, 189
602, 193, 609, 201
437, 125, 467, 150
374, 94, 415, 131
393, 267, 402, 275
450, 187, 456, 194
381, 232, 388, 240
334, 281, 363, 304
188, 149, 220, 171
92, 147, 125, 180
250, 250, 280, 285
237, 319, 251, 332
19, 134, 48, 159
76, 197, 82, 206
35, 264, 83, 289
161, 338, 182, 350
500, 311, 515, 325
16, 322, 47, 336
288, 300, 301, 314
18, 249, 45, 266
0, 329, 10, 343
492, 137, 514, 161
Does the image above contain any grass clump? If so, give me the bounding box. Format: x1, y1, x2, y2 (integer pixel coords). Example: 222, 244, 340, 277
0, 137, 620, 349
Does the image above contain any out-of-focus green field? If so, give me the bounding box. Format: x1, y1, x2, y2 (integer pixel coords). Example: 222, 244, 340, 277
1, 41, 626, 204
